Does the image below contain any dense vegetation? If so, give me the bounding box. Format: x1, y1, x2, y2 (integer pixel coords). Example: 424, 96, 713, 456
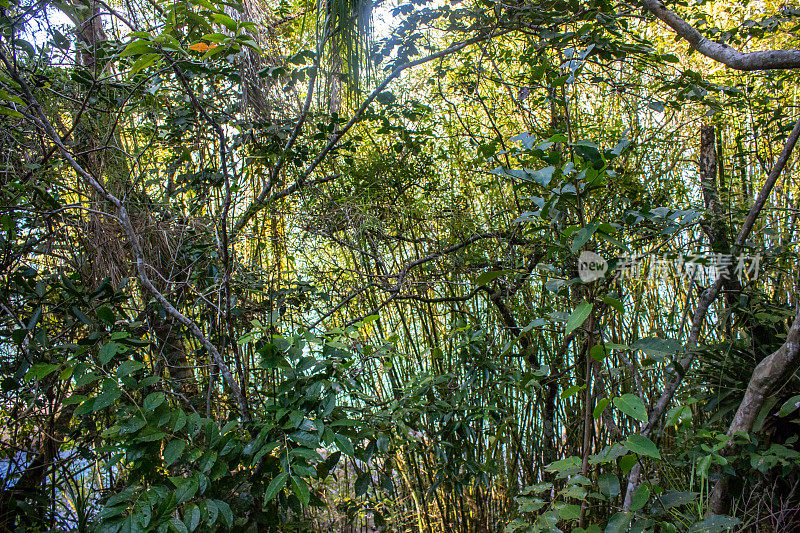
2, 0, 800, 530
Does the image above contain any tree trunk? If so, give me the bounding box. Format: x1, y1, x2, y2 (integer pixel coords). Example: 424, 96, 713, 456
708, 304, 800, 514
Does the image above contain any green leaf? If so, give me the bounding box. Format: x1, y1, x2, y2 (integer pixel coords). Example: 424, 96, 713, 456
475, 270, 508, 287
558, 503, 581, 520
590, 344, 609, 361
117, 360, 144, 377
603, 296, 624, 314
598, 472, 620, 497
121, 39, 154, 57
175, 478, 198, 504
264, 472, 288, 502
561, 384, 585, 399
630, 484, 650, 512
605, 511, 632, 533
654, 491, 697, 512
215, 500, 233, 528
144, 391, 165, 411
625, 434, 661, 459
130, 53, 159, 75
571, 222, 599, 253
613, 394, 648, 422
334, 433, 354, 456
25, 363, 60, 381
169, 517, 188, 533
291, 476, 310, 506
96, 306, 115, 325
0, 89, 23, 105
546, 456, 581, 475
355, 471, 370, 497
687, 514, 741, 533
565, 302, 592, 334
72, 306, 92, 325
526, 166, 555, 186
631, 337, 682, 362
204, 499, 218, 526
593, 398, 610, 419
58, 366, 74, 381
94, 380, 121, 411
184, 503, 201, 532
99, 341, 122, 365
163, 439, 186, 467
376, 91, 396, 105
212, 13, 238, 31
0, 106, 23, 118
288, 431, 318, 448
779, 394, 800, 417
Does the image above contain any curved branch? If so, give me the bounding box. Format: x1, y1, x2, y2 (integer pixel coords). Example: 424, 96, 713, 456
641, 0, 800, 70
623, 113, 800, 510
231, 28, 510, 237
1, 52, 252, 423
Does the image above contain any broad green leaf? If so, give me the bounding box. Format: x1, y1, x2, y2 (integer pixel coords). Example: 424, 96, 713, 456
546, 456, 581, 474
593, 398, 610, 419
571, 222, 599, 253
603, 296, 624, 314
558, 503, 581, 520
99, 341, 121, 365
605, 511, 632, 533
613, 394, 648, 422
144, 391, 165, 411
58, 366, 74, 381
204, 499, 218, 526
779, 394, 800, 417
631, 337, 682, 362
476, 270, 508, 287
291, 476, 310, 506
96, 305, 115, 325
526, 166, 555, 186
169, 517, 188, 533
565, 302, 592, 334
288, 431, 318, 448
117, 360, 144, 377
654, 491, 698, 512
625, 434, 661, 459
184, 504, 201, 532
130, 53, 159, 75
175, 478, 198, 504
264, 472, 288, 502
163, 439, 186, 467
0, 106, 23, 118
630, 484, 650, 512
590, 344, 609, 361
355, 471, 370, 497
561, 384, 585, 399
334, 433, 354, 456
687, 514, 741, 533
376, 91, 396, 104
212, 13, 238, 31
94, 380, 121, 411
26, 363, 60, 381
215, 500, 233, 528
589, 444, 628, 465
120, 39, 154, 57
598, 472, 620, 497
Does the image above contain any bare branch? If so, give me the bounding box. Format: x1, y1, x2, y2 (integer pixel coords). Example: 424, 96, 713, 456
641, 0, 800, 70
1, 52, 252, 423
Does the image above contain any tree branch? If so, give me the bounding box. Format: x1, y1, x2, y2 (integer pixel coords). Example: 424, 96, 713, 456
230, 28, 510, 237
641, 0, 800, 70
623, 113, 800, 510
1, 52, 252, 423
